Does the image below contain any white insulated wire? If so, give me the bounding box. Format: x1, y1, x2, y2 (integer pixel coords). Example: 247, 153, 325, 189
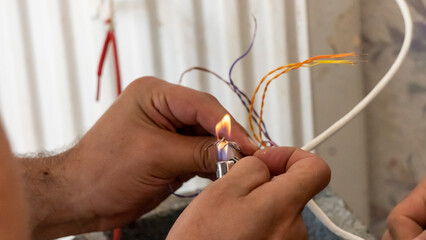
306, 200, 364, 240
302, 0, 413, 239
302, 0, 412, 152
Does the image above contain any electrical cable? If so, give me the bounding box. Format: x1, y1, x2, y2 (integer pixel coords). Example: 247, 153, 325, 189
179, 67, 273, 141
302, 0, 412, 239
227, 16, 273, 142
178, 0, 411, 238
249, 53, 358, 147
302, 0, 412, 152
178, 17, 274, 144
95, 0, 123, 239
96, 26, 122, 101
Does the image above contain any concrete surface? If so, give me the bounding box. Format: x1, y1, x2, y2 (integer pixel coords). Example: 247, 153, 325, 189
74, 188, 375, 239
361, 0, 426, 236
307, 0, 370, 225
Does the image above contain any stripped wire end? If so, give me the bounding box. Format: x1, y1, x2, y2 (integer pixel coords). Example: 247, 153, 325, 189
249, 52, 366, 147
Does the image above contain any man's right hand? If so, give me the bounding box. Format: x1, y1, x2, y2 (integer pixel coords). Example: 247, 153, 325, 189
167, 147, 331, 240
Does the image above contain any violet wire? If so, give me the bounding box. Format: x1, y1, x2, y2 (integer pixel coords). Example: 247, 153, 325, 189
173, 67, 277, 199
171, 16, 281, 199
228, 16, 257, 89
179, 68, 250, 115
227, 16, 272, 142
178, 17, 272, 141
178, 67, 231, 86
179, 67, 272, 141
168, 184, 200, 198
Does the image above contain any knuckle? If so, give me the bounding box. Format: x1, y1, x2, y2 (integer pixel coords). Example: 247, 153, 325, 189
386, 213, 400, 230
201, 177, 230, 198
196, 91, 220, 104
385, 208, 410, 233
130, 76, 151, 88
293, 149, 331, 184
308, 157, 331, 190
127, 76, 163, 92
317, 158, 331, 183
243, 157, 270, 180
204, 181, 227, 196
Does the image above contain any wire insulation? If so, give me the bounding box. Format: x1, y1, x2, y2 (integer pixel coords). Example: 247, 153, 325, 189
302, 0, 412, 152
179, 17, 274, 144
303, 0, 412, 239
249, 53, 358, 146
177, 0, 412, 238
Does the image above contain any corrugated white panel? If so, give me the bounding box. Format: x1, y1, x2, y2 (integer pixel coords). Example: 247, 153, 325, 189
0, 0, 371, 228
1, 0, 308, 153
1, 0, 45, 152
0, 0, 313, 195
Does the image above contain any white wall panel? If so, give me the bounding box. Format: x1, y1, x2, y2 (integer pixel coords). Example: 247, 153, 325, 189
0, 0, 368, 224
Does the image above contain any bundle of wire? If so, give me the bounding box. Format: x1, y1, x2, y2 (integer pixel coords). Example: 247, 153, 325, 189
179, 0, 412, 239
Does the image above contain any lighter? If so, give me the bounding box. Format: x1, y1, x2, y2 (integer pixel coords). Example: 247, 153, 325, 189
214, 138, 243, 178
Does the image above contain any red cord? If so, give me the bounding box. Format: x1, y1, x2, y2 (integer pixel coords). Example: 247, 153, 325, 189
96, 20, 123, 240
96, 31, 111, 101
113, 228, 121, 240
110, 32, 122, 95
96, 30, 122, 101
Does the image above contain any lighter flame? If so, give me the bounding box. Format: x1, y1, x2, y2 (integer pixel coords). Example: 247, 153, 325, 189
215, 114, 231, 161
215, 114, 231, 140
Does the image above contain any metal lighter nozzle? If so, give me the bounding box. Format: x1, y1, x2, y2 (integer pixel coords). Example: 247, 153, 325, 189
216, 157, 239, 178
210, 138, 243, 178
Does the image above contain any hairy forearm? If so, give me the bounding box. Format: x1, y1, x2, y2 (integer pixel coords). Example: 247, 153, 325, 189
19, 148, 97, 239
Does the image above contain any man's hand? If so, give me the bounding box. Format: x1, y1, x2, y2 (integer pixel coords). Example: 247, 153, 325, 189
383, 177, 426, 240
168, 147, 331, 240
21, 77, 258, 239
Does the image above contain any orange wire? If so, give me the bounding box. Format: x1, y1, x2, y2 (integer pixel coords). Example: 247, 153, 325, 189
249, 66, 286, 143
258, 67, 294, 145
249, 52, 357, 147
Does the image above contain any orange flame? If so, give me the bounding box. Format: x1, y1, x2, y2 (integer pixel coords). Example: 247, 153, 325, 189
215, 114, 231, 161
215, 114, 231, 140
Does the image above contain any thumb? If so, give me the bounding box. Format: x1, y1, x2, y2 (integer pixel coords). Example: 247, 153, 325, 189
155, 134, 222, 176
153, 124, 252, 177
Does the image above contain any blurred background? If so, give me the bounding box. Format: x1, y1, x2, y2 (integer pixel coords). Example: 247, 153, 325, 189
0, 0, 425, 237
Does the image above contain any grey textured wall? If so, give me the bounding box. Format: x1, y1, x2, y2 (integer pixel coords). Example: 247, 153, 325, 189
361, 0, 426, 236
308, 0, 370, 224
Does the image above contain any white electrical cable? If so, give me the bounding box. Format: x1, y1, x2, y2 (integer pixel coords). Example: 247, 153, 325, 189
302, 0, 413, 239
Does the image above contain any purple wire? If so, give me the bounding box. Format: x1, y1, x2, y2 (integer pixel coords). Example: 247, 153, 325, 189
179, 66, 271, 142
178, 16, 272, 142
228, 16, 257, 89
227, 16, 272, 141
169, 184, 200, 198
172, 16, 281, 199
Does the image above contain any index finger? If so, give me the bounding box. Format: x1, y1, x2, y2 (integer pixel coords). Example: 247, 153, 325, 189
251, 147, 331, 211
